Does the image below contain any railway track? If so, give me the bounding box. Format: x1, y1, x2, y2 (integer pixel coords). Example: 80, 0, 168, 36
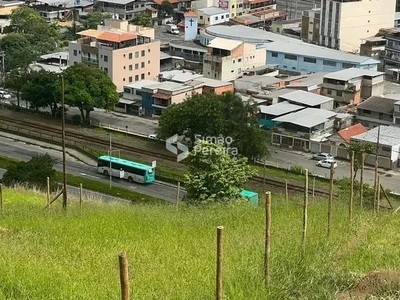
0, 116, 336, 197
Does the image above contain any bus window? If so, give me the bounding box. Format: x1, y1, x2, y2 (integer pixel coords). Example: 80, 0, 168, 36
148, 168, 154, 174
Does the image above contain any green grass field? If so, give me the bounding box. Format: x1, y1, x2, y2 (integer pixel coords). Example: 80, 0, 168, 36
0, 187, 399, 299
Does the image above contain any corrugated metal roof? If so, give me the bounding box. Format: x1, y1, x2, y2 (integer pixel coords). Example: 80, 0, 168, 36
357, 96, 398, 114
259, 101, 304, 116
198, 6, 228, 15
272, 108, 336, 128
323, 68, 384, 81
352, 125, 400, 147
279, 90, 333, 106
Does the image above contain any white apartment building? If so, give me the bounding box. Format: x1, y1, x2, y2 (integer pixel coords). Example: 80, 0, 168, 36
197, 7, 230, 25
203, 37, 266, 81
320, 0, 395, 53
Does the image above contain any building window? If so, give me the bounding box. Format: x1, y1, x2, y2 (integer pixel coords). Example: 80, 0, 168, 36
327, 90, 332, 95
123, 78, 125, 82
141, 50, 145, 57
148, 49, 150, 52
129, 53, 133, 59
363, 109, 371, 114
141, 62, 145, 68
135, 75, 139, 81
148, 72, 150, 75
148, 60, 150, 64
342, 63, 356, 68
271, 52, 278, 58
73, 50, 77, 56
129, 76, 133, 83
123, 54, 126, 58
284, 54, 297, 60
200, 15, 203, 20
141, 73, 145, 79
104, 67, 108, 74
104, 55, 108, 62
238, 58, 242, 62
136, 90, 142, 96
135, 51, 139, 58
221, 15, 224, 19
215, 16, 218, 20
336, 91, 342, 96
303, 57, 316, 63
323, 60, 336, 66
124, 87, 131, 93
129, 65, 132, 71
135, 63, 139, 70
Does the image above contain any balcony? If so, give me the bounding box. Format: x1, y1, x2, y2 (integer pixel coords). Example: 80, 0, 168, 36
82, 56, 99, 65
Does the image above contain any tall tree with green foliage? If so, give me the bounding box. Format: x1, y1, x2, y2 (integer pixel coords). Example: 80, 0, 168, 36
157, 92, 270, 160
22, 70, 59, 116
133, 13, 153, 27
159, 0, 174, 17
61, 63, 119, 124
4, 69, 29, 107
2, 154, 57, 190
184, 141, 256, 203
348, 141, 376, 179
84, 11, 112, 29
0, 33, 36, 72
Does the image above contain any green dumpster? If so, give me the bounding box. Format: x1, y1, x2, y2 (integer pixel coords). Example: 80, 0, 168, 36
240, 190, 259, 205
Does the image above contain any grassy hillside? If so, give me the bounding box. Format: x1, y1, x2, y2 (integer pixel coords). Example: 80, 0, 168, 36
0, 188, 399, 299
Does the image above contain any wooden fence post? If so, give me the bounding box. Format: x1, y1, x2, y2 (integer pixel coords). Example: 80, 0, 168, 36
79, 183, 83, 209
47, 177, 50, 210
360, 152, 364, 209
327, 163, 334, 238
0, 184, 3, 213
377, 176, 381, 213
285, 180, 288, 202
216, 226, 224, 300
264, 192, 272, 286
302, 169, 309, 257
118, 252, 130, 300
175, 182, 180, 208
349, 151, 354, 222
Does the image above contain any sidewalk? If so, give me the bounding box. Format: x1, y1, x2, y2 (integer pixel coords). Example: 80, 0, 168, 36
0, 131, 97, 166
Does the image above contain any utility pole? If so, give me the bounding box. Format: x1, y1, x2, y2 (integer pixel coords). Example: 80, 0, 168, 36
109, 133, 112, 190
0, 51, 5, 87
61, 74, 67, 210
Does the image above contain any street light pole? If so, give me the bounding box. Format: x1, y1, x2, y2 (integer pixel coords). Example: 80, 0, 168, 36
61, 74, 67, 210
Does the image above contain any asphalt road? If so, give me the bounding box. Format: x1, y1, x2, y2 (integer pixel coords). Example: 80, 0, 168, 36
0, 136, 185, 202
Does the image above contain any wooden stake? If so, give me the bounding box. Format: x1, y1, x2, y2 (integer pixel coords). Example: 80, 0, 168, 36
175, 182, 180, 208
327, 163, 334, 238
360, 152, 364, 209
79, 183, 83, 209
349, 151, 354, 222
216, 226, 224, 300
118, 252, 130, 300
47, 177, 50, 210
264, 192, 271, 286
381, 185, 394, 210
285, 180, 288, 201
302, 169, 308, 257
377, 176, 381, 213
0, 184, 3, 213
373, 161, 378, 213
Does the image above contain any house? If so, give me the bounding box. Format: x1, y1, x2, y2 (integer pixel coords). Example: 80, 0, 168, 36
0, 0, 24, 31
32, 0, 93, 22
231, 9, 286, 28
319, 0, 395, 52
265, 41, 381, 74
360, 36, 386, 62
277, 90, 334, 110
356, 95, 400, 128
94, 0, 154, 21
251, 88, 296, 105
28, 51, 69, 73
383, 29, 400, 79
198, 77, 234, 94
203, 37, 266, 81
320, 68, 385, 108
328, 123, 368, 158
141, 81, 203, 117
271, 107, 337, 151
301, 7, 320, 44
258, 101, 304, 129
284, 72, 328, 93
68, 19, 160, 92
197, 7, 229, 26
159, 69, 203, 84
351, 125, 400, 169
234, 75, 284, 94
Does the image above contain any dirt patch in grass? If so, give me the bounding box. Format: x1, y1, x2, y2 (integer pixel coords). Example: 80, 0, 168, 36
337, 270, 400, 299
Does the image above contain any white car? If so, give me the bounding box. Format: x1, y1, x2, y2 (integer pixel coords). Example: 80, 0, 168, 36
313, 152, 334, 161
0, 91, 11, 99
317, 159, 337, 169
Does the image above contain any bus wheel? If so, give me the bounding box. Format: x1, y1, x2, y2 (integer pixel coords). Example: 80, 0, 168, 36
103, 170, 109, 176
128, 176, 133, 183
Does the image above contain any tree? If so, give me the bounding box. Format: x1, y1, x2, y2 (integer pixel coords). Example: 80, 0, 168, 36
22, 70, 59, 116
159, 0, 174, 17
157, 92, 270, 160
84, 11, 112, 29
6, 7, 61, 54
2, 154, 57, 190
133, 13, 153, 27
348, 141, 376, 179
62, 63, 119, 124
184, 141, 256, 203
4, 69, 29, 108
0, 33, 36, 72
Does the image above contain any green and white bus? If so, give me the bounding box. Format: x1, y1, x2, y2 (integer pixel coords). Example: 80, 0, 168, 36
97, 156, 155, 184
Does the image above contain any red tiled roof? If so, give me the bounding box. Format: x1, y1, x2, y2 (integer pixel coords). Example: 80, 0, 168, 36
338, 123, 367, 144
97, 32, 137, 43
153, 0, 179, 5
154, 93, 171, 100
184, 11, 198, 17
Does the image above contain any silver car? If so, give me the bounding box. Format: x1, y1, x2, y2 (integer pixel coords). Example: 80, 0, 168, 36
313, 152, 334, 161
317, 159, 337, 169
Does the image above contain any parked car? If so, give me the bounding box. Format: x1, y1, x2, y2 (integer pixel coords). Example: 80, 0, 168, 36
148, 134, 158, 140
317, 159, 337, 169
0, 91, 11, 99
312, 152, 334, 161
